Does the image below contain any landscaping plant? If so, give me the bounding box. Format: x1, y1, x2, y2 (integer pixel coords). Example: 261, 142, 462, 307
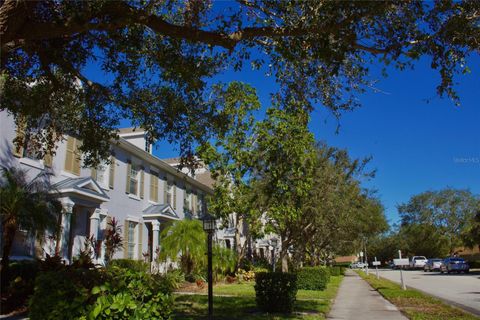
297, 266, 331, 291
254, 272, 298, 313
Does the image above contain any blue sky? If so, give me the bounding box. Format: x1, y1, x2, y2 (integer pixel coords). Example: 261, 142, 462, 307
152, 54, 479, 225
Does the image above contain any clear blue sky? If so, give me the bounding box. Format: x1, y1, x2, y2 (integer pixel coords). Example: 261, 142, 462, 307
151, 54, 480, 225
84, 34, 479, 226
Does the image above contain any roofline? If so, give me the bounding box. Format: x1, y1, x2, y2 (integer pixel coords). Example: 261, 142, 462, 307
113, 138, 213, 195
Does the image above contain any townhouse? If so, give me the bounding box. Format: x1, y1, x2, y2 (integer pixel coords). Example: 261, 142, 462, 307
0, 111, 223, 266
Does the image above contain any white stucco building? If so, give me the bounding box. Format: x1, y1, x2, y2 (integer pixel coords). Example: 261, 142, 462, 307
0, 111, 228, 267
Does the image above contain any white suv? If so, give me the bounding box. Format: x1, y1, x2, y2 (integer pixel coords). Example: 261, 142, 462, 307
410, 256, 428, 269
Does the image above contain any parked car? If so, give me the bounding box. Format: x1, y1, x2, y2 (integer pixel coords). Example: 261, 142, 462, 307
440, 257, 470, 274
350, 262, 367, 269
410, 256, 428, 269
424, 258, 443, 272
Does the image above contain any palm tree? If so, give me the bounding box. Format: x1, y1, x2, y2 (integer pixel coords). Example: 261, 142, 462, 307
0, 166, 62, 288
212, 244, 237, 281
159, 219, 206, 275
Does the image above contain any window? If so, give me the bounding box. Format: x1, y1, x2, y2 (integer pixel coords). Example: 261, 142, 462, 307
166, 181, 173, 206
129, 165, 139, 195
126, 161, 144, 198
13, 121, 54, 166
127, 221, 136, 259
184, 189, 192, 213
197, 193, 204, 214
92, 162, 109, 188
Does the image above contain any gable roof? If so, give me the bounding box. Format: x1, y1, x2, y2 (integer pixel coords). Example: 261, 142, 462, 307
53, 177, 110, 202
142, 204, 179, 220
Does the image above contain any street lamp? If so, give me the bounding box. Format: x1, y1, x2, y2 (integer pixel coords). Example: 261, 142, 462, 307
201, 213, 216, 319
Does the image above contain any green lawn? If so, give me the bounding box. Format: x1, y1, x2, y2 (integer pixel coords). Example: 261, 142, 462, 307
172, 275, 343, 319
356, 271, 479, 320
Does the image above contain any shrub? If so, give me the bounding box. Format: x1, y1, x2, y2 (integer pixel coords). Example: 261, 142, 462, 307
29, 268, 104, 320
297, 267, 330, 290
467, 260, 480, 268
1, 260, 39, 314
109, 259, 149, 272
29, 265, 173, 320
328, 266, 344, 276
237, 269, 256, 281
253, 266, 269, 274
254, 272, 297, 313
157, 269, 184, 290
87, 266, 173, 319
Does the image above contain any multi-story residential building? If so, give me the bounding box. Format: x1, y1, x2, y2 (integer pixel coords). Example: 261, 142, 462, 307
0, 111, 217, 267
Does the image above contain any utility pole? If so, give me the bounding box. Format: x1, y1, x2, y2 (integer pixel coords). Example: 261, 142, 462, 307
399, 250, 406, 290
364, 237, 369, 275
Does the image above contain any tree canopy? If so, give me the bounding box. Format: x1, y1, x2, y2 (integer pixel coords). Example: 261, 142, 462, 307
1, 0, 479, 165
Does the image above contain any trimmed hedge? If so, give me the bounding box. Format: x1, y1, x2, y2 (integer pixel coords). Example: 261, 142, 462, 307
328, 266, 345, 276
254, 272, 297, 313
297, 267, 330, 290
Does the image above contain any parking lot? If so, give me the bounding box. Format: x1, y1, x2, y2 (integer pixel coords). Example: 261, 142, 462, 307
375, 269, 480, 316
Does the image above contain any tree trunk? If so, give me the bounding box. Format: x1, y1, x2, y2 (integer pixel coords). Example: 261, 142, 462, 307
0, 225, 16, 290
280, 236, 289, 272
235, 214, 244, 258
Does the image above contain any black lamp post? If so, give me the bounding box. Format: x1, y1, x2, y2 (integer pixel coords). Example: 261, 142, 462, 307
202, 213, 216, 319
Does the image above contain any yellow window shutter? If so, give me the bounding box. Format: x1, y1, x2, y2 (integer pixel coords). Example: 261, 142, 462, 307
163, 179, 168, 204
140, 167, 145, 199
193, 193, 197, 214
12, 118, 26, 157
91, 167, 97, 180
150, 172, 158, 202
44, 151, 53, 167
125, 160, 131, 194
138, 223, 143, 260
123, 219, 129, 259
109, 154, 115, 189
73, 139, 82, 175
64, 136, 75, 172
173, 182, 177, 210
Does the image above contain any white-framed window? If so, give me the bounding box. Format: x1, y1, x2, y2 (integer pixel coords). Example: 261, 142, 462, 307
127, 221, 137, 259
166, 180, 173, 206
93, 162, 109, 188
129, 165, 140, 195
197, 193, 204, 214
184, 188, 192, 213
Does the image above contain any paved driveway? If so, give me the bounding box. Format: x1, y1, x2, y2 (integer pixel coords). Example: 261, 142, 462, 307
375, 268, 480, 316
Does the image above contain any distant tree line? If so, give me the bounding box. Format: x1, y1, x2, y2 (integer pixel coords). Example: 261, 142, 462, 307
368, 188, 480, 262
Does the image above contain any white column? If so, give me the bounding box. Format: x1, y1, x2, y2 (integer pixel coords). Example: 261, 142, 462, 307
59, 199, 74, 262
152, 220, 160, 261
89, 209, 101, 261
89, 209, 101, 239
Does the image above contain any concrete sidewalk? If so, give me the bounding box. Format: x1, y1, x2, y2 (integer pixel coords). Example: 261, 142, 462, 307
327, 270, 407, 320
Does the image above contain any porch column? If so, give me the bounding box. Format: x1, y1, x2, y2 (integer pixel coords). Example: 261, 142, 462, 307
152, 220, 160, 261
58, 199, 74, 262
89, 209, 101, 239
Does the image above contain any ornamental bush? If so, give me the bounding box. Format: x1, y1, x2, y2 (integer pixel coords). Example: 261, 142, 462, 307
328, 266, 344, 276
297, 267, 330, 290
254, 272, 297, 313
1, 260, 39, 314
29, 265, 173, 320
109, 259, 150, 273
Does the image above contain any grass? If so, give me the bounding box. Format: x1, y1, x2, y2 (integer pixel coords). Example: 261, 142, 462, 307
172, 275, 344, 319
356, 271, 479, 320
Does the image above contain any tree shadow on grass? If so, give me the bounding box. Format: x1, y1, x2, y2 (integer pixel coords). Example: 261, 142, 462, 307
173, 295, 323, 320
